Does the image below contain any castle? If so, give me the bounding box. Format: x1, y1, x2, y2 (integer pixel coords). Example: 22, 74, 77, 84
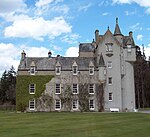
16, 18, 136, 112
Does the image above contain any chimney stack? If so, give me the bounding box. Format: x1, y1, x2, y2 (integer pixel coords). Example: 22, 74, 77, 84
48, 51, 52, 58
21, 50, 26, 60
129, 31, 133, 37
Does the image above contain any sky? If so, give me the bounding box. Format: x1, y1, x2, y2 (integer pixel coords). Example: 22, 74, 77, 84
0, 0, 150, 76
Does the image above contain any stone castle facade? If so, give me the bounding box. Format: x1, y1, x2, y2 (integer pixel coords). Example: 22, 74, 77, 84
16, 18, 136, 112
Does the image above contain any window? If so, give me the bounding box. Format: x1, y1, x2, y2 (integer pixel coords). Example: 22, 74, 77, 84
30, 67, 35, 75
108, 61, 112, 68
72, 84, 78, 94
106, 43, 113, 52
109, 93, 113, 101
89, 84, 95, 94
29, 99, 35, 110
29, 84, 35, 94
72, 100, 78, 110
55, 100, 61, 110
73, 66, 78, 75
55, 66, 61, 75
55, 84, 61, 94
108, 77, 112, 85
89, 100, 95, 110
89, 66, 94, 75
127, 45, 132, 52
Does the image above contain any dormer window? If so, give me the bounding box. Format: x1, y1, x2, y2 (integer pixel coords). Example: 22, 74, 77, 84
106, 43, 113, 52
89, 61, 94, 75
30, 61, 36, 75
89, 66, 94, 75
55, 61, 61, 75
30, 67, 35, 75
72, 61, 78, 75
73, 66, 78, 75
55, 66, 61, 75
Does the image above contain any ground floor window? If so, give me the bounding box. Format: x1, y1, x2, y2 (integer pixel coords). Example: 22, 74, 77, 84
29, 99, 35, 110
72, 100, 78, 110
89, 99, 95, 110
109, 92, 113, 101
55, 100, 61, 110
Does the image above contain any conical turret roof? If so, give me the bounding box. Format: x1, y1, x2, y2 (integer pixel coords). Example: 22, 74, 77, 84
114, 18, 122, 36
99, 53, 105, 66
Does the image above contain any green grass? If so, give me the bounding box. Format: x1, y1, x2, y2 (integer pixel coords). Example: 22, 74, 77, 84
0, 112, 150, 137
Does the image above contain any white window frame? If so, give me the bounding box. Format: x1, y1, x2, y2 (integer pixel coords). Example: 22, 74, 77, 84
30, 67, 35, 75
127, 45, 132, 52
89, 84, 95, 94
108, 77, 112, 85
72, 100, 78, 110
55, 100, 61, 110
89, 99, 95, 110
29, 84, 35, 94
29, 99, 35, 110
72, 66, 78, 75
55, 84, 61, 94
109, 92, 113, 101
72, 84, 78, 94
108, 61, 112, 68
55, 66, 61, 75
106, 43, 113, 52
89, 66, 94, 75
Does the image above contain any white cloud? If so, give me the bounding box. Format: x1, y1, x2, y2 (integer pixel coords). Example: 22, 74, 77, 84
35, 0, 54, 7
139, 44, 150, 60
51, 5, 69, 14
130, 23, 142, 32
65, 47, 79, 57
137, 34, 143, 41
35, 0, 63, 7
112, 0, 150, 6
0, 43, 20, 76
4, 16, 72, 41
61, 34, 80, 44
112, 0, 150, 14
102, 12, 111, 16
146, 8, 150, 14
125, 9, 136, 16
78, 3, 92, 12
21, 46, 50, 57
0, 0, 27, 13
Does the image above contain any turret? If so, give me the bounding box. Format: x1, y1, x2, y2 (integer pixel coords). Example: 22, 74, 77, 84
98, 53, 106, 83
114, 18, 123, 43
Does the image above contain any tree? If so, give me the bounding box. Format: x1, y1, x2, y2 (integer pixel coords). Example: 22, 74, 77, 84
134, 46, 150, 108
0, 66, 16, 105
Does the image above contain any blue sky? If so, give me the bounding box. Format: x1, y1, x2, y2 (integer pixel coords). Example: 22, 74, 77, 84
0, 0, 150, 75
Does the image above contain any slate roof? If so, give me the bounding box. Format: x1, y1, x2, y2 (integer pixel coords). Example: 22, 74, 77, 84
114, 18, 122, 36
79, 43, 95, 52
18, 56, 96, 71
123, 36, 135, 46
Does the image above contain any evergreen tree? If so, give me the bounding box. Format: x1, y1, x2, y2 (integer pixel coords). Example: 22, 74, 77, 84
0, 66, 16, 105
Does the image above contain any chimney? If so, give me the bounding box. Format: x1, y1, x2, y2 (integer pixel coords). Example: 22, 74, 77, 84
21, 50, 26, 60
129, 31, 133, 37
95, 29, 99, 43
48, 51, 52, 58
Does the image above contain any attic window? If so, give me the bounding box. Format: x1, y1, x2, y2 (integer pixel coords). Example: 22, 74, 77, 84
106, 43, 113, 52
30, 67, 35, 75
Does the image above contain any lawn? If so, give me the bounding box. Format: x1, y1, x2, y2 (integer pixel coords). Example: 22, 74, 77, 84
0, 112, 150, 137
